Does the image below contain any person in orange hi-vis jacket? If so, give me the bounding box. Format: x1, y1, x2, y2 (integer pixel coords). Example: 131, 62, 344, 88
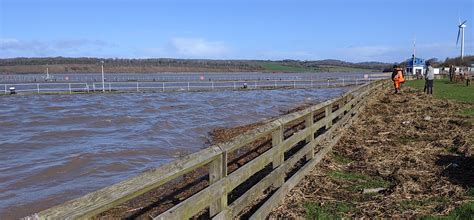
391, 65, 405, 94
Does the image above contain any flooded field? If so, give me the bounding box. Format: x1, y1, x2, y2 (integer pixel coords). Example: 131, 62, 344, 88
0, 72, 381, 83
0, 87, 349, 218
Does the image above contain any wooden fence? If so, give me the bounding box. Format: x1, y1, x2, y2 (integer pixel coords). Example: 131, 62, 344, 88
36, 79, 388, 219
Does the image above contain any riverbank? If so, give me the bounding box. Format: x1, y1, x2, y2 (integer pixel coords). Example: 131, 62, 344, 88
270, 84, 473, 218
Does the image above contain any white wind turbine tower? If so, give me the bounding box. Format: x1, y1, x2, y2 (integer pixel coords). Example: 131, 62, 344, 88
456, 19, 467, 60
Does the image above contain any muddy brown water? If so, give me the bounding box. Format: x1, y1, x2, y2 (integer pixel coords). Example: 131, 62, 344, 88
0, 87, 349, 219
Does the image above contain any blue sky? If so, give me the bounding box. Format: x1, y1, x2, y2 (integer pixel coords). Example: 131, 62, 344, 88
0, 0, 473, 62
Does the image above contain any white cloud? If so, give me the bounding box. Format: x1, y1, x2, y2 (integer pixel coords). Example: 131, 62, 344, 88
168, 38, 230, 58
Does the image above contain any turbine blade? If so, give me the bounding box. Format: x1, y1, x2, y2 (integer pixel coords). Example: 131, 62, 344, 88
457, 29, 460, 45
461, 20, 468, 25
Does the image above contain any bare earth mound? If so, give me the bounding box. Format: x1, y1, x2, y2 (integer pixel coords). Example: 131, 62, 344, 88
270, 87, 473, 218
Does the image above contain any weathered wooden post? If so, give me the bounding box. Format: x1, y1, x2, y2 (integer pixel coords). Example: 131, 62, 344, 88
325, 104, 333, 129
271, 125, 284, 187
209, 151, 227, 216
305, 112, 314, 160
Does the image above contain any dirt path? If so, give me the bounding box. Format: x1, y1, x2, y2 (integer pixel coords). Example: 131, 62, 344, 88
270, 87, 473, 218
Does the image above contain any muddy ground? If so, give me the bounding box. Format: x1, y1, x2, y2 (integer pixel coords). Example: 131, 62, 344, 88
270, 87, 473, 218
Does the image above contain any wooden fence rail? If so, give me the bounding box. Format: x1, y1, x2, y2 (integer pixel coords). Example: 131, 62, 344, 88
36, 79, 388, 220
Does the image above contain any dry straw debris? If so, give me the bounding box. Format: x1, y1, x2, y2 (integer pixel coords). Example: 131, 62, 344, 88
270, 87, 473, 218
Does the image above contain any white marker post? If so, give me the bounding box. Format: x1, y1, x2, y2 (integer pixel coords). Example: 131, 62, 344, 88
101, 61, 105, 92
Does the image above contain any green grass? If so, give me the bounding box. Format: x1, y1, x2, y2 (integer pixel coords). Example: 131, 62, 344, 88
460, 107, 474, 125
420, 201, 474, 220
259, 62, 314, 72
332, 152, 354, 165
399, 197, 450, 212
304, 201, 355, 219
466, 187, 474, 197
404, 78, 474, 103
328, 171, 391, 192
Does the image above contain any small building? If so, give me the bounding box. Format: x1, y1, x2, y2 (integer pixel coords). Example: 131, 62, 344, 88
469, 61, 474, 73
405, 55, 425, 76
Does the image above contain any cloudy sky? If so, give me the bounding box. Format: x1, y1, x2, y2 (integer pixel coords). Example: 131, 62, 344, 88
0, 0, 473, 62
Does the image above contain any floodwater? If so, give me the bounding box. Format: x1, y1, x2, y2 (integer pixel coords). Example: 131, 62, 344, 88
0, 72, 380, 83
0, 87, 348, 218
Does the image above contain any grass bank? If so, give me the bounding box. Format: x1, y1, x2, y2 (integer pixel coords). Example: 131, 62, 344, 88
270, 85, 473, 219
404, 78, 474, 219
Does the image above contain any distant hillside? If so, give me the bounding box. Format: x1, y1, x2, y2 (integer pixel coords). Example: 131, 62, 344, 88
0, 57, 390, 74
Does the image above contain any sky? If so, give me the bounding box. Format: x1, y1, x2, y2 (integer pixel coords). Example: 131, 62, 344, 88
0, 0, 473, 62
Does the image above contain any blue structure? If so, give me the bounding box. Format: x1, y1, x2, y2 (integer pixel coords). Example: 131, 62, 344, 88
405, 55, 425, 76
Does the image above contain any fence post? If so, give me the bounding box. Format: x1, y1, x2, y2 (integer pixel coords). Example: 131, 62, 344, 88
305, 112, 315, 160
233, 81, 236, 89
162, 82, 165, 92
293, 80, 296, 88
4, 84, 6, 94
310, 79, 313, 88
93, 83, 96, 92
272, 125, 284, 187
37, 83, 40, 93
209, 152, 227, 216
136, 82, 139, 92
274, 80, 277, 88
68, 83, 72, 94
187, 82, 190, 91
342, 78, 345, 86
254, 81, 257, 89
325, 104, 333, 129
327, 79, 330, 87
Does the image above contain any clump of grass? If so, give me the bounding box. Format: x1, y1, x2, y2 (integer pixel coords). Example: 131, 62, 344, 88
419, 201, 474, 220
328, 171, 367, 181
451, 202, 474, 219
466, 187, 474, 197
399, 197, 450, 211
460, 107, 474, 125
304, 201, 355, 219
332, 152, 353, 165
328, 171, 391, 192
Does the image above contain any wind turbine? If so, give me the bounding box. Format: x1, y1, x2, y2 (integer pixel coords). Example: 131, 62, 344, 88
456, 19, 467, 60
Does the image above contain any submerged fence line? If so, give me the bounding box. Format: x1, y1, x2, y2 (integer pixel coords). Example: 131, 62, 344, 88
35, 79, 388, 219
2, 78, 378, 95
